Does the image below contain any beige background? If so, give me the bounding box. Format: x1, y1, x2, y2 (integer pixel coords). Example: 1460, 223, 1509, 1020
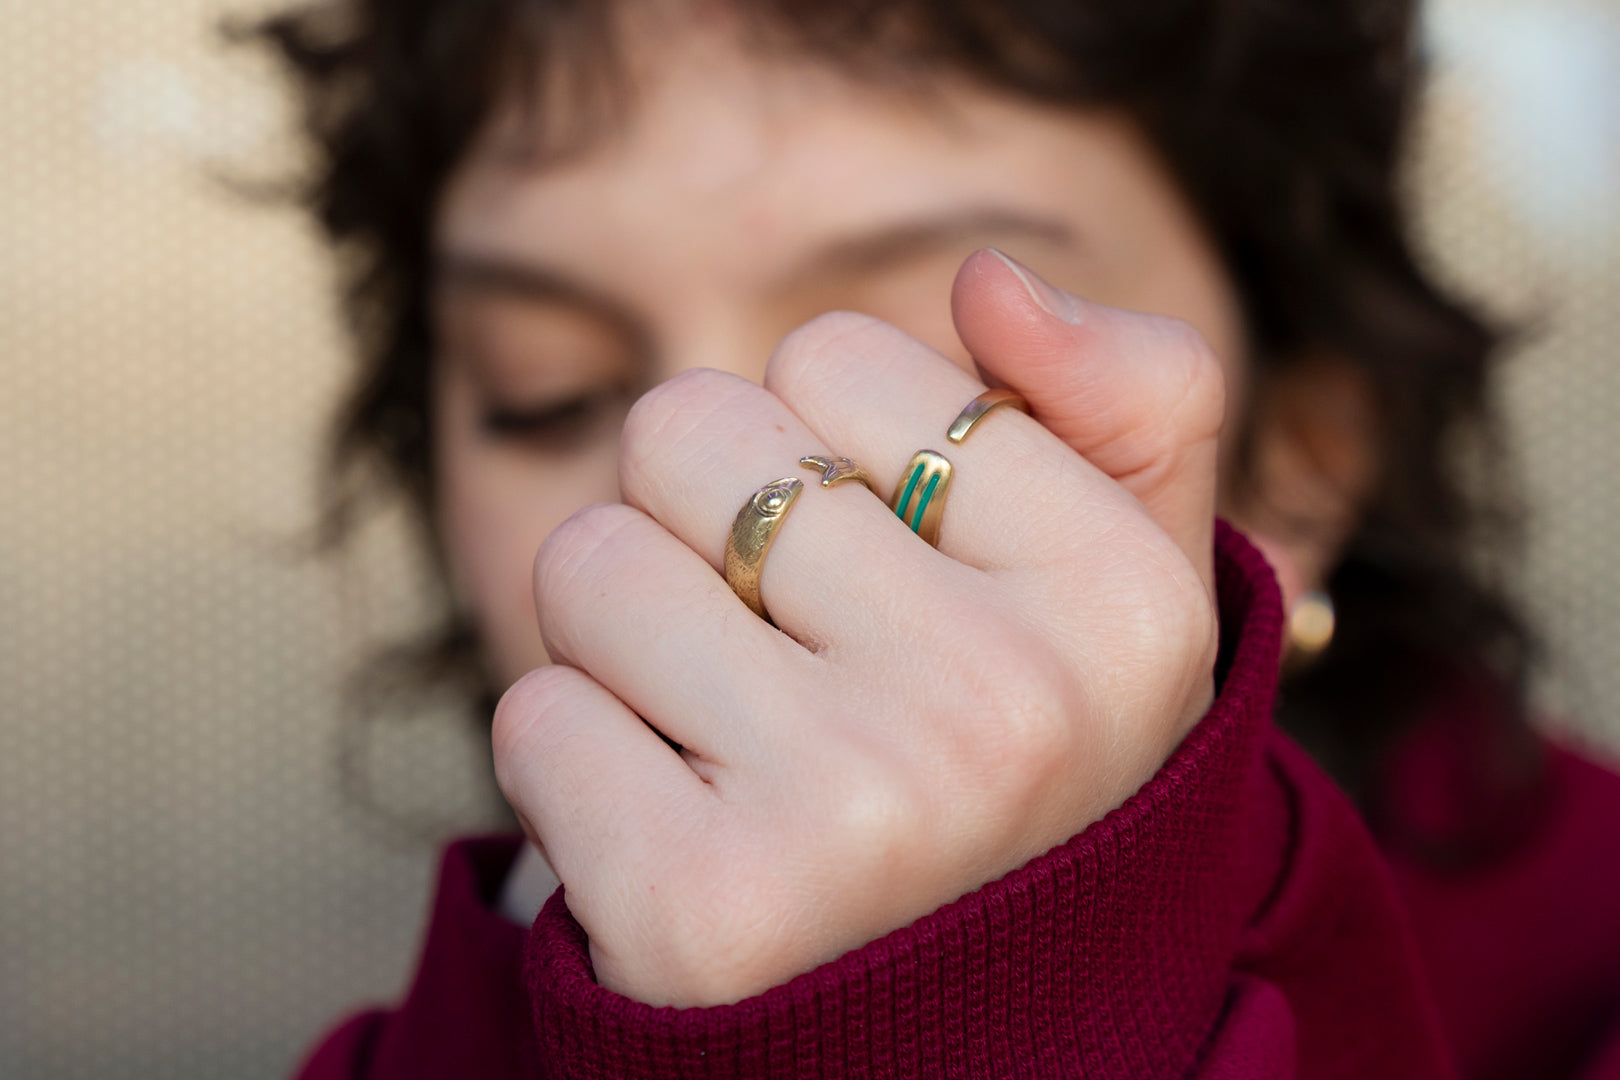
2, 0, 1617, 1076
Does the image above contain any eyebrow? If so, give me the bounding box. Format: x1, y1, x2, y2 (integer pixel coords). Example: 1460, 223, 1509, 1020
434, 254, 652, 354
778, 207, 1077, 289
435, 207, 1076, 321
437, 254, 625, 321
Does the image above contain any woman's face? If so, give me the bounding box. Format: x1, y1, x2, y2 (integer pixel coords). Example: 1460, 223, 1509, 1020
432, 20, 1316, 689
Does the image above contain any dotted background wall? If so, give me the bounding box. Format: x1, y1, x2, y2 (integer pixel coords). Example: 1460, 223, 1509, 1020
1411, 0, 1620, 746
0, 0, 1616, 1076
0, 2, 507, 1077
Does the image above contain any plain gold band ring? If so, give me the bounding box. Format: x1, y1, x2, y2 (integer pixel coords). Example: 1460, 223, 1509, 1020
947, 388, 1029, 444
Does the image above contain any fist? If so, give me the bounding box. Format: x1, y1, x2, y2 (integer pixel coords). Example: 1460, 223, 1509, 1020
494, 250, 1224, 1006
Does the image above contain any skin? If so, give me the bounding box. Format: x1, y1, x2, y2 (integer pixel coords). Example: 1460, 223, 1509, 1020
431, 15, 1374, 1005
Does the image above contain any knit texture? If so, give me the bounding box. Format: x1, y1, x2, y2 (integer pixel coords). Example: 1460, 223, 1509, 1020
295, 833, 542, 1078
293, 523, 1620, 1079
518, 523, 1447, 1078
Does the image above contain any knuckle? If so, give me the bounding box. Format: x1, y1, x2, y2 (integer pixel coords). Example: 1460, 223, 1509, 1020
490, 664, 582, 800
619, 368, 751, 490
1103, 555, 1219, 703
765, 310, 899, 399
887, 605, 1085, 789
826, 755, 929, 850
532, 502, 649, 652
961, 640, 1075, 775
1175, 577, 1222, 672
1138, 588, 1215, 689
532, 502, 641, 607
1144, 311, 1210, 359
1135, 535, 1220, 646
1147, 315, 1226, 439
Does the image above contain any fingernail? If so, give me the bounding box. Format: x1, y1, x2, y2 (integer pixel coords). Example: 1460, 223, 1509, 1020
988, 248, 1084, 324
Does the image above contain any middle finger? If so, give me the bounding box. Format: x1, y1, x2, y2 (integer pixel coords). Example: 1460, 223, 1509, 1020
616, 365, 984, 654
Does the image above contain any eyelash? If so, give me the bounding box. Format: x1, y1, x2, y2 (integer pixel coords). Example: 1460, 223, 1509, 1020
479, 387, 629, 451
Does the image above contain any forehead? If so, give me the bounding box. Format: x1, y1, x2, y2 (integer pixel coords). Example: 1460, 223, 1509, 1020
436, 19, 1162, 290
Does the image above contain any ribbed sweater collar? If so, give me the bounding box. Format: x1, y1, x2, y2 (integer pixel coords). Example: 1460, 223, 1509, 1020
523, 522, 1288, 1078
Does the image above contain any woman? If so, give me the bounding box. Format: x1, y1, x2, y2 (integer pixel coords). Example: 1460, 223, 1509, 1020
264, 0, 1620, 1075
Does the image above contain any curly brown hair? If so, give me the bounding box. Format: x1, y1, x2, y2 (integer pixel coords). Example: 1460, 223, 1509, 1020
256, 0, 1539, 851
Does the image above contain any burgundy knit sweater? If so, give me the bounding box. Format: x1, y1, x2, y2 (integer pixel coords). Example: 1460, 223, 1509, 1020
294, 526, 1620, 1078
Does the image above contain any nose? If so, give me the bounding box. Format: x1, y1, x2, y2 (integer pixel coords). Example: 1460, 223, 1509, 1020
653, 311, 776, 392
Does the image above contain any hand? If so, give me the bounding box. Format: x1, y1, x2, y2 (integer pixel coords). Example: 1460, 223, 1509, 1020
493, 250, 1224, 1007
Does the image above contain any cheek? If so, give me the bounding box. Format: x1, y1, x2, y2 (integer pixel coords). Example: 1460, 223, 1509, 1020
435, 387, 623, 689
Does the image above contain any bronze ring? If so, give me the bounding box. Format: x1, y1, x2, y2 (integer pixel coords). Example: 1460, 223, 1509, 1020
888, 390, 1027, 548
723, 478, 804, 622
799, 454, 875, 492
946, 388, 1029, 444
890, 449, 953, 548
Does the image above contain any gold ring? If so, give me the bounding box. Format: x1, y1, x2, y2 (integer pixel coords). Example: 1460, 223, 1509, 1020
946, 388, 1028, 444
724, 477, 804, 622
889, 391, 1026, 547
799, 454, 875, 492
890, 449, 953, 547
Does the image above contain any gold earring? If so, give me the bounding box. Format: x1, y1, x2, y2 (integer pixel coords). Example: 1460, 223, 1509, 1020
1285, 590, 1336, 670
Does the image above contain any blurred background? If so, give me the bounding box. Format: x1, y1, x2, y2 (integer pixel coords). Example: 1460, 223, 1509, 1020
1, 0, 1617, 1075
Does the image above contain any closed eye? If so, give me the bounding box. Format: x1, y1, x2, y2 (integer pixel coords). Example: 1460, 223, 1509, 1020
479, 387, 631, 452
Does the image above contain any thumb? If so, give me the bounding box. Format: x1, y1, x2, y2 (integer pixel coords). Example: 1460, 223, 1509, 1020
951, 248, 1224, 594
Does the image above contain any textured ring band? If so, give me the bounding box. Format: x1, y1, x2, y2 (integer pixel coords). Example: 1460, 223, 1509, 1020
724, 477, 804, 622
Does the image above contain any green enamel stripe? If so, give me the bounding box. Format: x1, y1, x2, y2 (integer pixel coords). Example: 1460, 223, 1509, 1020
910, 471, 941, 531
896, 462, 925, 530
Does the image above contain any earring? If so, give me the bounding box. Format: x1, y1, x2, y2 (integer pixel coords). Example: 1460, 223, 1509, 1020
1285, 590, 1336, 670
